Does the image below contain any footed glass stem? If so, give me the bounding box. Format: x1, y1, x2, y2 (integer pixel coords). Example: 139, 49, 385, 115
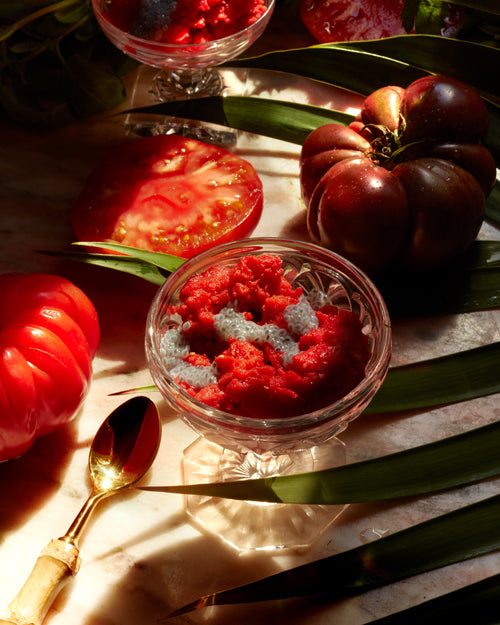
92, 0, 276, 143
151, 68, 225, 100
182, 437, 348, 552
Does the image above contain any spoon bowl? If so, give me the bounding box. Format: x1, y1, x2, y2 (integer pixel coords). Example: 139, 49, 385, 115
1, 396, 161, 625
65, 395, 162, 544
90, 396, 160, 492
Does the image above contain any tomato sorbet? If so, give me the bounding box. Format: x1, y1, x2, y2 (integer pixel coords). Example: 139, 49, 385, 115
108, 0, 268, 44
160, 254, 371, 419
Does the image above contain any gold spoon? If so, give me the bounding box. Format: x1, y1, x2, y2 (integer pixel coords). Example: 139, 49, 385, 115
0, 395, 161, 625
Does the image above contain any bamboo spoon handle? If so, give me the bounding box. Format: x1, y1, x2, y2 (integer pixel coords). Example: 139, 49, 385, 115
0, 539, 80, 625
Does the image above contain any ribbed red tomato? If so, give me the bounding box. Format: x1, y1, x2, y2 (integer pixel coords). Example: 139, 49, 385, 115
0, 273, 100, 462
300, 75, 496, 276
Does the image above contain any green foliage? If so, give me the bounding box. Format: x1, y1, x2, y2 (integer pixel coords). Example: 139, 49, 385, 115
0, 0, 134, 125
145, 418, 500, 504
161, 494, 500, 618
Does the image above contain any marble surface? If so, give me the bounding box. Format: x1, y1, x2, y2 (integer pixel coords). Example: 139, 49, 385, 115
1, 13, 500, 625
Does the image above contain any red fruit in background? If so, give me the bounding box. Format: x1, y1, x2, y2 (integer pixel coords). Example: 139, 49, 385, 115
392, 158, 485, 272
299, 0, 466, 43
312, 157, 410, 276
299, 0, 407, 43
400, 75, 490, 144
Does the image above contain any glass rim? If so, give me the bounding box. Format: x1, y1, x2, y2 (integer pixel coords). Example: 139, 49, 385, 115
92, 0, 276, 51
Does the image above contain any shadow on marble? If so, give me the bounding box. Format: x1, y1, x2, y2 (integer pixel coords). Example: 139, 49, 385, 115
0, 422, 78, 538
87, 530, 341, 625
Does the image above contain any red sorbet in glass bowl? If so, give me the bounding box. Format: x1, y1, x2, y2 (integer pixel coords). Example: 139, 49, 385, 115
146, 238, 392, 455
92, 0, 276, 71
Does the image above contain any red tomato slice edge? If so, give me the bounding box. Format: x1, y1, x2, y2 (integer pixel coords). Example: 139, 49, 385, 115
72, 135, 264, 259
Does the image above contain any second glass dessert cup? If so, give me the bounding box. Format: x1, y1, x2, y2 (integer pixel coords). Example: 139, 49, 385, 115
91, 0, 276, 140
146, 238, 392, 551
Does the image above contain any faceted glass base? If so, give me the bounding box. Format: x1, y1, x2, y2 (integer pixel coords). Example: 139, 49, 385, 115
182, 437, 348, 552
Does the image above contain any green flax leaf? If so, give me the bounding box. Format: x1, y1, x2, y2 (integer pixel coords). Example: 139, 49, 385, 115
231, 39, 500, 165
72, 241, 185, 272
379, 267, 500, 315
141, 418, 500, 504
468, 240, 500, 267
41, 242, 185, 284
367, 342, 500, 414
231, 36, 500, 98
230, 38, 500, 165
377, 240, 500, 315
125, 96, 353, 146
230, 43, 426, 95
45, 241, 500, 310
331, 37, 500, 98
161, 494, 500, 618
50, 251, 169, 285
487, 182, 500, 224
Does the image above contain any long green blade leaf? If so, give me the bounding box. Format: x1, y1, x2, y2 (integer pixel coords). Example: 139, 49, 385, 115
162, 494, 500, 618
369, 573, 500, 624
126, 94, 500, 221
232, 43, 426, 95
72, 241, 185, 271
43, 251, 169, 284
233, 40, 500, 165
332, 37, 500, 98
441, 239, 500, 269
41, 242, 185, 285
378, 253, 500, 316
141, 418, 500, 504
232, 36, 500, 98
466, 240, 500, 267
46, 240, 500, 309
368, 341, 500, 413
232, 38, 500, 164
127, 96, 353, 146
487, 181, 500, 223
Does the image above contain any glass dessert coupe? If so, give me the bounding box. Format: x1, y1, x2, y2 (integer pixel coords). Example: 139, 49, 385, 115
91, 0, 276, 139
146, 238, 392, 551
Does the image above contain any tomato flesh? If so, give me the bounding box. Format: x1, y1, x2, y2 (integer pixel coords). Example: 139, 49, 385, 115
72, 135, 264, 259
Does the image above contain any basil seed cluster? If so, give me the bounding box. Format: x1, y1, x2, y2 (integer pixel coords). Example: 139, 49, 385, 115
159, 291, 326, 389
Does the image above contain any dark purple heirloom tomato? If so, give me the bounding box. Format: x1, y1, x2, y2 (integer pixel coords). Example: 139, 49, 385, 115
300, 75, 496, 276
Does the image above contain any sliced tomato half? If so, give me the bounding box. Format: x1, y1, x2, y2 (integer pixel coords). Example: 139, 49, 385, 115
72, 134, 264, 259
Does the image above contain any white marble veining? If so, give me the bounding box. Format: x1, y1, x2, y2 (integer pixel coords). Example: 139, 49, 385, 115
0, 16, 499, 625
